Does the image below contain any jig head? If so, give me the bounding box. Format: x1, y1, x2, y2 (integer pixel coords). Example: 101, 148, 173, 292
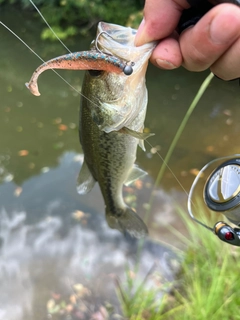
188, 155, 240, 246
95, 31, 135, 76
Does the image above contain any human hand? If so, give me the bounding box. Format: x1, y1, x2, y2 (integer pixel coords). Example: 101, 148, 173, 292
135, 0, 240, 80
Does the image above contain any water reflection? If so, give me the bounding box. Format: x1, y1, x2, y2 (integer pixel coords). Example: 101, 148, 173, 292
1, 4, 240, 318
0, 152, 186, 239
0, 5, 86, 185
1, 5, 240, 191
0, 152, 179, 319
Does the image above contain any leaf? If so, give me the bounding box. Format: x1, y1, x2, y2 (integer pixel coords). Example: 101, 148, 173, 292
47, 299, 55, 312
58, 124, 68, 131
69, 294, 77, 304
72, 210, 87, 221
53, 117, 62, 124
18, 150, 29, 156
51, 292, 61, 300
189, 168, 204, 177
14, 187, 22, 197
73, 283, 91, 297
134, 179, 143, 190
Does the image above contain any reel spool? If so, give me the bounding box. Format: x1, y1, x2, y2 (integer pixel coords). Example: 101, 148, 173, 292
204, 158, 240, 216
188, 155, 240, 246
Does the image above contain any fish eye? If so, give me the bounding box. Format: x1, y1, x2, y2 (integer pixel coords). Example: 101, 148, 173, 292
88, 70, 104, 77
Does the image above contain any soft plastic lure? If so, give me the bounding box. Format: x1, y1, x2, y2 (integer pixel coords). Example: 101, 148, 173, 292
26, 50, 133, 96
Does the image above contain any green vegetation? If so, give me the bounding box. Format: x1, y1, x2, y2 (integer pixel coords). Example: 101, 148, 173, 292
145, 73, 215, 224
118, 207, 240, 320
117, 72, 240, 319
45, 206, 240, 319
0, 0, 143, 40
2, 4, 237, 316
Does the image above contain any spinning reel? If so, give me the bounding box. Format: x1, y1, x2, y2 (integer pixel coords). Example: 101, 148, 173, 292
188, 155, 240, 246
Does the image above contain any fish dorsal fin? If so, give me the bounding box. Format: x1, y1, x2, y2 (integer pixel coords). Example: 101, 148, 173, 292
124, 165, 147, 186
77, 160, 96, 194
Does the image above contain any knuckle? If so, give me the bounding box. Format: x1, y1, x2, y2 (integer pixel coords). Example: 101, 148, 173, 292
184, 46, 211, 71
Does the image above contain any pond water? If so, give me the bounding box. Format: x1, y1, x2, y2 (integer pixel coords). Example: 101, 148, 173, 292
0, 4, 240, 320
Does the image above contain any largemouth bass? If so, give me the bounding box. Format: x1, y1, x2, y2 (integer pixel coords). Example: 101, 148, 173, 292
26, 22, 156, 238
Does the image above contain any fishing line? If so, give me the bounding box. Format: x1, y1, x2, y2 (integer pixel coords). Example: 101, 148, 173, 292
28, 0, 133, 106
3, 4, 228, 244
0, 21, 101, 109
0, 6, 197, 204
25, 2, 240, 247
144, 139, 197, 213
145, 140, 190, 200
29, 0, 72, 54
144, 73, 214, 223
26, 1, 191, 200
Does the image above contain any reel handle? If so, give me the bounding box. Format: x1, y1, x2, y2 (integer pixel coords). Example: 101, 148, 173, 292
214, 222, 240, 246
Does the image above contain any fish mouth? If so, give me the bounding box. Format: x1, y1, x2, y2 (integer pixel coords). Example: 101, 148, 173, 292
25, 22, 156, 97
96, 22, 156, 72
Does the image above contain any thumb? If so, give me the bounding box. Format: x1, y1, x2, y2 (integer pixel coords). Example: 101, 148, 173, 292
135, 0, 190, 46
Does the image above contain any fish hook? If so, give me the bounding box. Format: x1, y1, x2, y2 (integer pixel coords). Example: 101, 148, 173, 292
95, 31, 135, 76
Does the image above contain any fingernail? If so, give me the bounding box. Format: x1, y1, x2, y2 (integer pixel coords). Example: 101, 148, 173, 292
135, 19, 151, 46
156, 59, 177, 70
210, 14, 237, 44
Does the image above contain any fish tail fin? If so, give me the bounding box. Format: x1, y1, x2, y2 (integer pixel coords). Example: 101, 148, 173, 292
106, 206, 148, 239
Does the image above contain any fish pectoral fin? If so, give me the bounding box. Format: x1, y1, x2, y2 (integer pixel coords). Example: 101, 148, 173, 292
125, 165, 147, 186
76, 160, 96, 195
121, 127, 155, 140
138, 139, 145, 151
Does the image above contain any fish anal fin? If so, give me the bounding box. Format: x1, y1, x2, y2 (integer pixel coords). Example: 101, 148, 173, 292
77, 160, 96, 195
125, 165, 147, 186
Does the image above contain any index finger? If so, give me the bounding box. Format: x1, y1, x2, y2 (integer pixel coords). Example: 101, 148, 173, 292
135, 0, 190, 46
